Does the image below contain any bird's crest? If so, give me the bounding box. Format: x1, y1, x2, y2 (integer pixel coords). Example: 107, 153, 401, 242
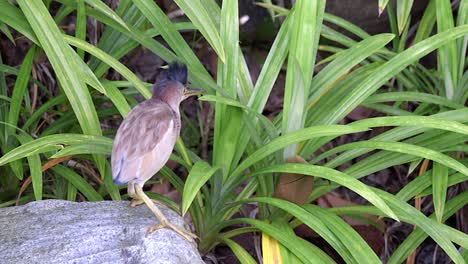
160, 62, 188, 85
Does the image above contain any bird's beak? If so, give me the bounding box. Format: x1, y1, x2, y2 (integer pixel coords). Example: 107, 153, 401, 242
184, 87, 203, 97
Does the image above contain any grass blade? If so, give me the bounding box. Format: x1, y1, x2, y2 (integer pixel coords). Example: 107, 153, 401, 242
220, 238, 257, 264
173, 0, 225, 62
16, 0, 102, 137
396, 0, 414, 33
52, 165, 103, 201
182, 161, 219, 215
282, 0, 324, 157
0, 134, 113, 166
7, 46, 35, 134
432, 162, 448, 222
250, 164, 398, 221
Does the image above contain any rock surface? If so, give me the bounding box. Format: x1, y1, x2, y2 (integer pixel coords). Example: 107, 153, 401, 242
0, 200, 203, 264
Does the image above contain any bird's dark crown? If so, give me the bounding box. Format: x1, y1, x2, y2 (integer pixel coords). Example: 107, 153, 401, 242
159, 61, 187, 85
152, 62, 187, 106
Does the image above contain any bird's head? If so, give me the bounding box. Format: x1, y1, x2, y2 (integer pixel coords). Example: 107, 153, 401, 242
152, 62, 201, 107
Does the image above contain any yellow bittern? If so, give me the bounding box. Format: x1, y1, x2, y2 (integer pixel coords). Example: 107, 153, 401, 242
112, 62, 199, 241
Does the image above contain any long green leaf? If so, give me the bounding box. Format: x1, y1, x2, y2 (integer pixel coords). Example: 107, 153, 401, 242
309, 33, 394, 105
373, 188, 465, 263
64, 35, 151, 99
212, 0, 241, 176
436, 0, 458, 98
388, 192, 468, 264
0, 134, 113, 166
233, 218, 335, 263
220, 238, 257, 264
172, 0, 225, 62
229, 124, 369, 179
0, 1, 38, 44
282, 0, 324, 158
250, 164, 398, 221
7, 46, 35, 134
17, 134, 42, 201
52, 165, 103, 201
250, 197, 380, 263
396, 0, 414, 33
432, 162, 448, 222
84, 0, 130, 31
16, 1, 102, 137
131, 0, 217, 92
363, 91, 464, 109
320, 140, 468, 177
352, 116, 468, 135
182, 161, 219, 215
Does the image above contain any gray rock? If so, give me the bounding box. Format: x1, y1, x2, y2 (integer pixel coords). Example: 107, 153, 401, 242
0, 200, 204, 264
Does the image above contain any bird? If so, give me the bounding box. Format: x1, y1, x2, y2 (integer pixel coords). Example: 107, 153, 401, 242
111, 62, 200, 241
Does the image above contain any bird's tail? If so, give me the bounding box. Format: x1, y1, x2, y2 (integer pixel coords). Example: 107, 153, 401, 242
160, 61, 188, 85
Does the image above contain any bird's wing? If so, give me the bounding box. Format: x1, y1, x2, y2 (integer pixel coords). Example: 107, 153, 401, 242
111, 101, 176, 181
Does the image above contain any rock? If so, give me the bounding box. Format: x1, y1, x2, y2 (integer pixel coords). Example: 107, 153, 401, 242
0, 200, 203, 264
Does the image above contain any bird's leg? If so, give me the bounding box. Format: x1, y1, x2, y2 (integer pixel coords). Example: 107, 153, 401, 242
129, 181, 162, 207
134, 185, 197, 242
128, 182, 144, 207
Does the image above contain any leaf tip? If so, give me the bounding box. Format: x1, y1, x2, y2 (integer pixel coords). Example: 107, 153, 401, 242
378, 6, 385, 16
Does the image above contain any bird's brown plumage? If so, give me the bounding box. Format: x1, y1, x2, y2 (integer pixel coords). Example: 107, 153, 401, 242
110, 62, 199, 241
111, 98, 180, 185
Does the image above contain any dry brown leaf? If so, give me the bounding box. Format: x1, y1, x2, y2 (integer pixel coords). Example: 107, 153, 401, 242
274, 155, 314, 205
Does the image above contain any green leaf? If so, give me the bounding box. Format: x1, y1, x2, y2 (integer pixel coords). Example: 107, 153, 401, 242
378, 0, 390, 14
64, 35, 151, 99
250, 164, 398, 221
234, 218, 335, 263
309, 33, 394, 105
374, 188, 465, 263
7, 46, 35, 134
363, 91, 465, 109
212, 0, 242, 176
318, 140, 468, 177
104, 161, 121, 201
388, 192, 468, 264
0, 134, 113, 166
396, 0, 414, 33
229, 124, 369, 179
84, 0, 130, 31
436, 0, 458, 98
352, 116, 468, 135
172, 0, 225, 62
16, 0, 102, 137
282, 0, 324, 157
101, 80, 132, 117
250, 197, 380, 263
220, 238, 257, 264
0, 22, 15, 44
414, 0, 435, 44
309, 25, 468, 133
432, 162, 448, 222
67, 181, 78, 201
131, 0, 217, 92
248, 16, 290, 113
52, 165, 103, 201
182, 161, 219, 215
0, 1, 38, 44
50, 144, 112, 158
75, 0, 86, 60
17, 134, 42, 201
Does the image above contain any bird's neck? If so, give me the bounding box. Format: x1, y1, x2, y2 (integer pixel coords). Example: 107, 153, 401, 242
152, 97, 181, 115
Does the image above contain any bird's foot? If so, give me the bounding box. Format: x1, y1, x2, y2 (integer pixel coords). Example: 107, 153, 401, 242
130, 198, 144, 207
130, 198, 161, 207
145, 222, 198, 242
